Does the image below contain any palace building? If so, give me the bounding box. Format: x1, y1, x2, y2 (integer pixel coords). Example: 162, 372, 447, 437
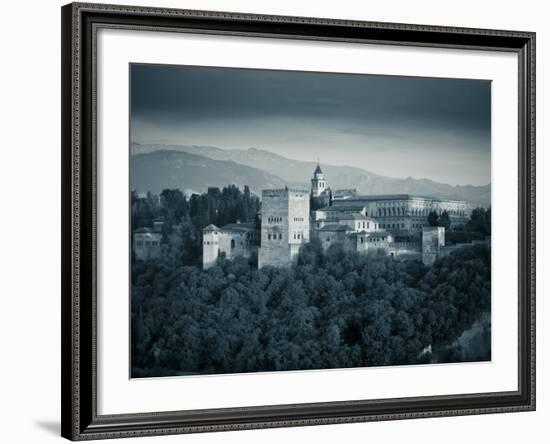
200, 162, 480, 269
133, 219, 164, 261
331, 194, 477, 237
202, 222, 258, 270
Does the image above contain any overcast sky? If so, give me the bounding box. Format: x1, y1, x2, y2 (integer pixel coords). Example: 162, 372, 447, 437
130, 63, 491, 186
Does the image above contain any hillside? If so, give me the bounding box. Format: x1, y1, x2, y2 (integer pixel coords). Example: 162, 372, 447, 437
131, 143, 491, 206
130, 150, 289, 195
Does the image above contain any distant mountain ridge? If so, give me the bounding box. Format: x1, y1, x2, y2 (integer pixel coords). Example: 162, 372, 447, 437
130, 150, 291, 196
131, 143, 491, 206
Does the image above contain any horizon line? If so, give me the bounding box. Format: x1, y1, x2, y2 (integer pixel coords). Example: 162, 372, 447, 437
130, 141, 492, 188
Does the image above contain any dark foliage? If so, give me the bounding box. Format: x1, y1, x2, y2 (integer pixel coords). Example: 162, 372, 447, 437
439, 210, 451, 231
446, 230, 485, 245
428, 210, 439, 227
131, 241, 491, 377
131, 185, 261, 266
467, 207, 491, 236
310, 195, 329, 212
428, 210, 450, 230
444, 207, 491, 244
131, 191, 160, 230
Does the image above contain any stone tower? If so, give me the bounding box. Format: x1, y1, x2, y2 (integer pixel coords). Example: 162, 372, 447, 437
422, 226, 445, 266
202, 224, 221, 269
258, 188, 310, 268
311, 163, 327, 197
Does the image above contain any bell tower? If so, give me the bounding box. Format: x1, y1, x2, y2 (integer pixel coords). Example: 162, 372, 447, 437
311, 163, 327, 197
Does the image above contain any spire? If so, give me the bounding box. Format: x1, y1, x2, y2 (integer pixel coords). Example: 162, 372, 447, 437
314, 156, 323, 175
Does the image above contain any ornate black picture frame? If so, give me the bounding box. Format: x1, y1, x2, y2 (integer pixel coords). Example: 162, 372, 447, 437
61, 2, 535, 440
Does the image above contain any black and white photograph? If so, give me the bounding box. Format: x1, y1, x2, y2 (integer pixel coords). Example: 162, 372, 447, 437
0, 0, 543, 443
130, 64, 492, 378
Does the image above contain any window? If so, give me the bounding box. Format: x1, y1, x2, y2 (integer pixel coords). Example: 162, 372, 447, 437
360, 237, 364, 244
136, 241, 143, 247
231, 239, 235, 249
326, 237, 330, 242
279, 233, 282, 240
268, 234, 271, 240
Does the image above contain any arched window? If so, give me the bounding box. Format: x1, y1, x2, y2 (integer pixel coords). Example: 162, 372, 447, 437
231, 239, 235, 248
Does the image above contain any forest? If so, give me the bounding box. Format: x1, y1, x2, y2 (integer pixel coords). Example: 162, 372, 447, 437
131, 240, 491, 377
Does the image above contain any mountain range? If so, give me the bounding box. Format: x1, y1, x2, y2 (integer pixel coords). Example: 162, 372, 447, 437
130, 143, 491, 206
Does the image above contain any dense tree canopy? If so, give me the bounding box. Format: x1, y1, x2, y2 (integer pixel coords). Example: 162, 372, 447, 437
466, 207, 491, 236
131, 185, 261, 266
445, 207, 491, 245
131, 241, 491, 377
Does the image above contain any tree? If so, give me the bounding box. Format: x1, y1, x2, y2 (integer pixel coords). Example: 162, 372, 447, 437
310, 195, 325, 212
466, 207, 491, 236
439, 210, 451, 231
131, 190, 160, 230
427, 210, 439, 227
160, 189, 188, 235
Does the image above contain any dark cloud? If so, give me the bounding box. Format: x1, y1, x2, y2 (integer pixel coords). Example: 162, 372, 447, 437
130, 63, 491, 185
131, 63, 491, 132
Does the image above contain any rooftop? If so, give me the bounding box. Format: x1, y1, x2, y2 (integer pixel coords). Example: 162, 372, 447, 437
262, 188, 309, 195
318, 204, 366, 212
319, 224, 349, 232
338, 213, 373, 220
334, 194, 470, 204
220, 222, 256, 232
203, 224, 220, 232
347, 230, 392, 238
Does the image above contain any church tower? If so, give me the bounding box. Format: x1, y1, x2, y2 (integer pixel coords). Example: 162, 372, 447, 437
311, 163, 327, 197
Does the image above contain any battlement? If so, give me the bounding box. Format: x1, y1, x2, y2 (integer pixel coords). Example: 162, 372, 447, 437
262, 188, 309, 198
259, 186, 310, 268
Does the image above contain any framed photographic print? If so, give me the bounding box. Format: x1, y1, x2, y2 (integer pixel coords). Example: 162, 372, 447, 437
61, 2, 536, 440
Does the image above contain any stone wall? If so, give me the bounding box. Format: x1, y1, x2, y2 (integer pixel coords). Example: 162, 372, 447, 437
422, 226, 446, 265
133, 231, 162, 261
202, 229, 220, 270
